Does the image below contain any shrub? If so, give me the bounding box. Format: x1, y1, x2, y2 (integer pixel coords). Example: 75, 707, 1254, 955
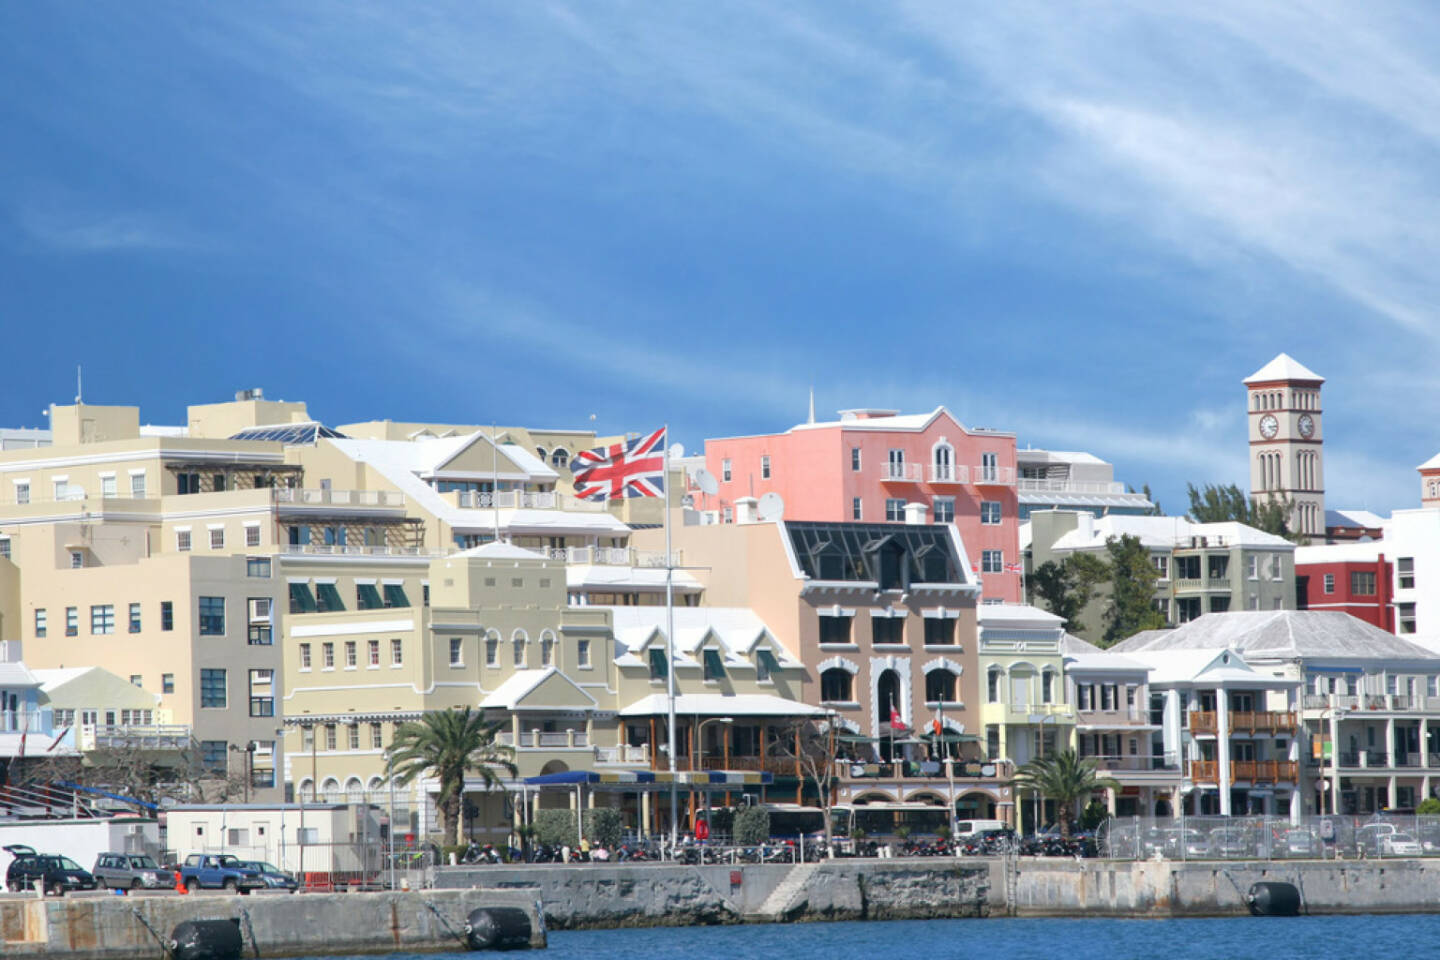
1080, 799, 1109, 832
1419, 798, 1440, 816
534, 809, 578, 847
733, 806, 771, 845
705, 806, 735, 838
582, 807, 624, 848
440, 844, 467, 864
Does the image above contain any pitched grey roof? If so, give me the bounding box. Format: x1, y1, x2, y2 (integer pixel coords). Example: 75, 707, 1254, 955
1107, 611, 1438, 661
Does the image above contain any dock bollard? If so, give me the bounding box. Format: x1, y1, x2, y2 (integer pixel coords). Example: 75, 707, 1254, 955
170, 918, 244, 960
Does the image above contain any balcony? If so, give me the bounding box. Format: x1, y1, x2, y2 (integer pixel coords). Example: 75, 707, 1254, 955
455, 490, 605, 512
79, 724, 192, 752
1189, 759, 1298, 782
1189, 710, 1297, 735
496, 729, 590, 749
838, 759, 1012, 781
1016, 478, 1127, 496
1086, 754, 1182, 773
542, 546, 681, 567
1171, 578, 1231, 594
274, 488, 404, 508
927, 464, 968, 484
880, 463, 924, 483
971, 466, 1015, 486
594, 744, 651, 765
1302, 693, 1440, 713
281, 544, 443, 558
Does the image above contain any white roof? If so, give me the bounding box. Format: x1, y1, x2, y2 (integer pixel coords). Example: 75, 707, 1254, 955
1325, 508, 1387, 529
1016, 449, 1107, 466
329, 435, 629, 538
452, 542, 547, 561
1048, 515, 1293, 552
0, 660, 41, 687
34, 667, 89, 690
1110, 611, 1439, 662
793, 406, 949, 432
1121, 648, 1291, 687
479, 667, 596, 710
566, 565, 702, 591
978, 604, 1064, 628
603, 605, 801, 665
619, 692, 822, 717
1418, 452, 1440, 471
1244, 353, 1324, 384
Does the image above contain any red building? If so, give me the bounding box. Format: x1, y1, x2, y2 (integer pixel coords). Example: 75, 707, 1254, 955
699, 406, 1020, 602
1295, 542, 1392, 632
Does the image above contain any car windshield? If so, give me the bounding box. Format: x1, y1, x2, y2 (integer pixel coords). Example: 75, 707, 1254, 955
255, 863, 281, 873
130, 856, 159, 869
1391, 834, 1417, 842
58, 858, 83, 871
217, 857, 241, 868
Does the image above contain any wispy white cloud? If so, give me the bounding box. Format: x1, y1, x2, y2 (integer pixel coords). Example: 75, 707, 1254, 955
15, 207, 202, 254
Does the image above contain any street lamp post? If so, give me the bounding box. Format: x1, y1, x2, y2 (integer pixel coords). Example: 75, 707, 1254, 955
693, 717, 733, 837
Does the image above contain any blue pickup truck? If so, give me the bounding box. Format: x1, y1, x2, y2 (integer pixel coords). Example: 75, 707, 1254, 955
180, 854, 265, 892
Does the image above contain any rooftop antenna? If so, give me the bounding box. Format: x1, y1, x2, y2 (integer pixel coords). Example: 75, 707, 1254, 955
807, 386, 815, 424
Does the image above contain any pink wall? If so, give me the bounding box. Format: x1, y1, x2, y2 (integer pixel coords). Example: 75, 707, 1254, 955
700, 409, 1020, 601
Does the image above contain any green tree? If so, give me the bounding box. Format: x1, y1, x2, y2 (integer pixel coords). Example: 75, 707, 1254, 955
384, 707, 516, 845
1129, 483, 1164, 516
1010, 749, 1120, 838
1186, 483, 1300, 541
733, 806, 771, 845
1028, 553, 1111, 634
1102, 534, 1166, 647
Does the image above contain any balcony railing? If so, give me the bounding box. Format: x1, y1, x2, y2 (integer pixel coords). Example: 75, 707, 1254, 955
594, 744, 651, 765
541, 546, 681, 567
1189, 710, 1297, 735
281, 544, 443, 558
1084, 754, 1182, 772
80, 724, 192, 751
838, 759, 1012, 781
1189, 759, 1298, 783
1016, 478, 1127, 496
971, 465, 1016, 486
496, 730, 590, 749
928, 464, 968, 484
274, 488, 405, 508
456, 490, 605, 511
1303, 693, 1440, 713
880, 463, 923, 483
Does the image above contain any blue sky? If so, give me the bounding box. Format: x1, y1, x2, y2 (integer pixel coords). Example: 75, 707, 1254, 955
2, 2, 1437, 517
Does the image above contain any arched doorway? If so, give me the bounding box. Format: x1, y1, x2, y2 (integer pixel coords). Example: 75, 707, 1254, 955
956, 791, 997, 820
536, 760, 571, 810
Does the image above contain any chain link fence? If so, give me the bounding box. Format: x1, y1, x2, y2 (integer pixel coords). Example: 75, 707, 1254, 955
1099, 814, 1440, 861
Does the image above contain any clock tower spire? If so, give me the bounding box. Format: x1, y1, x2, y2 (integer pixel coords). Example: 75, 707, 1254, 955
1245, 353, 1324, 539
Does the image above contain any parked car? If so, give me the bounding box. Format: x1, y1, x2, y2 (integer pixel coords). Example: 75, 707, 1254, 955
92, 853, 175, 890
1209, 828, 1254, 859
237, 860, 299, 891
1356, 823, 1399, 857
1159, 828, 1211, 859
1380, 833, 1423, 857
4, 844, 97, 895
1275, 828, 1320, 859
179, 854, 265, 892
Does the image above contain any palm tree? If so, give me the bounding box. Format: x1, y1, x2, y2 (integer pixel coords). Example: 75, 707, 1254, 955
1009, 749, 1119, 838
385, 707, 517, 845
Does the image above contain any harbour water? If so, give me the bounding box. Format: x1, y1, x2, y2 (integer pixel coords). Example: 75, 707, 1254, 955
300, 914, 1440, 960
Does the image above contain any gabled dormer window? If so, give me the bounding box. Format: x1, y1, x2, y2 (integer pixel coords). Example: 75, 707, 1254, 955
648, 648, 668, 681
703, 648, 725, 681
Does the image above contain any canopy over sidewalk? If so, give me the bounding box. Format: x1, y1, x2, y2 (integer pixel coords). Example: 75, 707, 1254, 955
522, 769, 773, 791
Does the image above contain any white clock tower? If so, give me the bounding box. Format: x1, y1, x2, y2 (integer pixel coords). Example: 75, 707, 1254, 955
1245, 353, 1324, 538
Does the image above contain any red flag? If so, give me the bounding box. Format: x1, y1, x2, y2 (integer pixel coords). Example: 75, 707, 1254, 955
932, 715, 943, 737
889, 706, 906, 731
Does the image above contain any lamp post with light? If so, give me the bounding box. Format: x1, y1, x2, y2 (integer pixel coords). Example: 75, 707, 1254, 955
693, 717, 733, 836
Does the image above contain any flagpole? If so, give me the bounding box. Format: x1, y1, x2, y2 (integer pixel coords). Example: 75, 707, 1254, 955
664, 423, 679, 855
491, 423, 501, 543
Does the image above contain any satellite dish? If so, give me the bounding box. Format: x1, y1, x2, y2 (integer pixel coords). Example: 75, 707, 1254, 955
757, 492, 785, 521
669, 442, 685, 460
694, 467, 719, 496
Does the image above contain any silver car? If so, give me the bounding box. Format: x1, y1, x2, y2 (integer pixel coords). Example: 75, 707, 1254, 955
92, 853, 174, 890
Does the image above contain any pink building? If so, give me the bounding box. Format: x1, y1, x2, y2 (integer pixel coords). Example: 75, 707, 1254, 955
699, 407, 1021, 602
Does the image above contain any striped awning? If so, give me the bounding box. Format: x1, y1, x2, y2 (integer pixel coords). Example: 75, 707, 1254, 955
523, 769, 772, 789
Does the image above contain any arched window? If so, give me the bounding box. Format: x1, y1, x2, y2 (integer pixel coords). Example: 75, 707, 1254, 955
877, 669, 902, 726
987, 666, 1001, 703
322, 777, 341, 803
925, 669, 957, 703
298, 778, 315, 802
932, 442, 954, 482
550, 448, 569, 470
485, 631, 500, 667
345, 777, 365, 803
1041, 669, 1055, 704
536, 447, 548, 461
512, 630, 527, 668
820, 668, 853, 702
540, 630, 556, 668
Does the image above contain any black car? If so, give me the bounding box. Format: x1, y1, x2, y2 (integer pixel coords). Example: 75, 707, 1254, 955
4, 844, 98, 895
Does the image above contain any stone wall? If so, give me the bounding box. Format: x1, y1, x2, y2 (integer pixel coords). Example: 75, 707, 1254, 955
0, 888, 544, 959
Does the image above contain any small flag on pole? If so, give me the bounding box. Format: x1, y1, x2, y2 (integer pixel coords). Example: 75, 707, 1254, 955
889, 705, 906, 731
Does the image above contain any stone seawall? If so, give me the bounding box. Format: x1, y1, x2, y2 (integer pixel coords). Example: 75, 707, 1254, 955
437, 861, 993, 926
0, 888, 545, 958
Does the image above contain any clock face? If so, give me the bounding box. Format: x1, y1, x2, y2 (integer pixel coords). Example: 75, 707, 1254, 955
1259, 414, 1279, 439
1298, 414, 1315, 439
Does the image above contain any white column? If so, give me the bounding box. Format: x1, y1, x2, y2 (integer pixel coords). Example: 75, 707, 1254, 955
1328, 708, 1342, 815
1217, 688, 1232, 816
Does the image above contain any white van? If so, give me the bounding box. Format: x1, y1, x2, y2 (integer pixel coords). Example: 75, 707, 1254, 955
953, 819, 1008, 838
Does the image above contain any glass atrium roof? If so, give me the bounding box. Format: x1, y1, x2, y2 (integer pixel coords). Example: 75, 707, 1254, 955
785, 521, 963, 586
229, 422, 348, 445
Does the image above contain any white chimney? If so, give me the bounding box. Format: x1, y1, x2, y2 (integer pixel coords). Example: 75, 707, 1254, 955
734, 496, 759, 524
904, 502, 928, 525
1078, 512, 1095, 540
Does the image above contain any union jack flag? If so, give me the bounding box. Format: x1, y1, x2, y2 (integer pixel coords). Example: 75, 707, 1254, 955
571, 427, 667, 501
